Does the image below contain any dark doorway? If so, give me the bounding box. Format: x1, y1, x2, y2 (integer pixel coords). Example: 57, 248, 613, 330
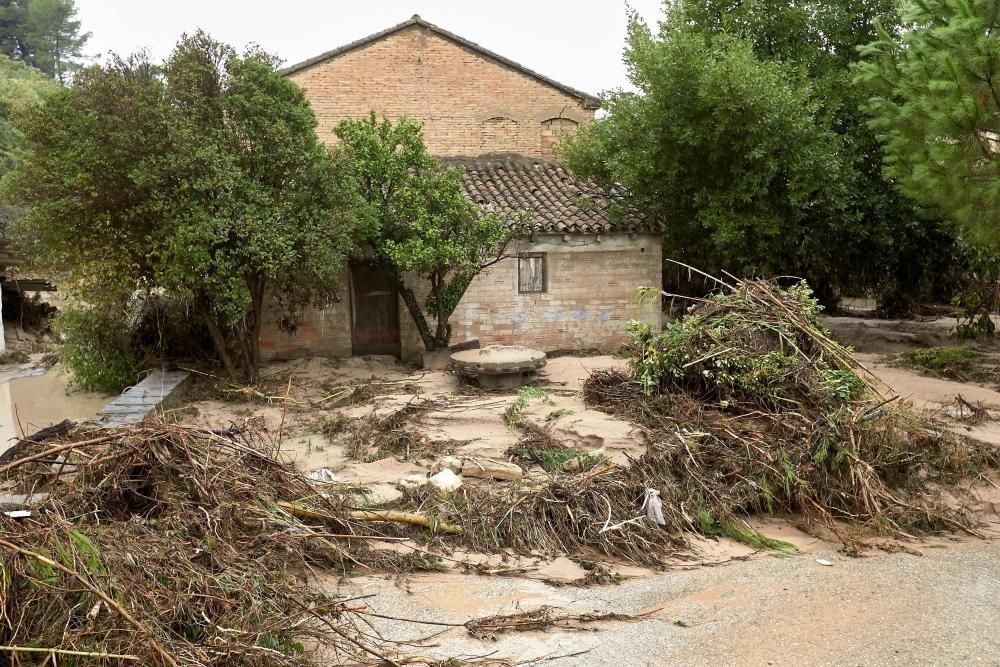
349, 263, 401, 357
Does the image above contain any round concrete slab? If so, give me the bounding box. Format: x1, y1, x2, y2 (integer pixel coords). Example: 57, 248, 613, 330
450, 345, 546, 375
451, 345, 547, 387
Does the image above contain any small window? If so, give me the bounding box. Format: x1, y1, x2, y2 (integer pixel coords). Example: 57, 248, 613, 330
518, 254, 546, 293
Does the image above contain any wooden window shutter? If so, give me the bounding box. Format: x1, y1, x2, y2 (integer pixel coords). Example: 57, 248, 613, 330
518, 254, 546, 293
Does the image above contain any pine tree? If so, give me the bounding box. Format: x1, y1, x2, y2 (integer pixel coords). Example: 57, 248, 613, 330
0, 0, 89, 81
857, 0, 1000, 249
0, 1, 29, 61
22, 0, 89, 81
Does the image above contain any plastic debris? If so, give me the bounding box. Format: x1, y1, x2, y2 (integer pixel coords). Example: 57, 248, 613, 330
307, 468, 338, 484
816, 558, 833, 566
643, 488, 666, 526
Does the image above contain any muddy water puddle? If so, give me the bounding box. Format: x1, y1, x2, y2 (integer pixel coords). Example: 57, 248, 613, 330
0, 368, 110, 454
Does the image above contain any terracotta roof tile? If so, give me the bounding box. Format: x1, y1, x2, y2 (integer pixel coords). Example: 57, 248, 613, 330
444, 154, 652, 235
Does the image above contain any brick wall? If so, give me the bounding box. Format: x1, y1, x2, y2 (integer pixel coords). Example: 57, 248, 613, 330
259, 233, 662, 361
450, 233, 662, 351
258, 24, 661, 362
288, 24, 594, 158
258, 268, 352, 360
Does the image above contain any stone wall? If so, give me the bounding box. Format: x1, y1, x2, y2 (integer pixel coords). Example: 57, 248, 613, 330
287, 24, 595, 158
258, 233, 663, 361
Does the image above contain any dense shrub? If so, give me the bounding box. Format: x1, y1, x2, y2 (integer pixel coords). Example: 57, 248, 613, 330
54, 305, 144, 392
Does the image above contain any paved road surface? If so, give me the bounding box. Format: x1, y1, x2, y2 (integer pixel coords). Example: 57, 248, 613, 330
339, 539, 1000, 666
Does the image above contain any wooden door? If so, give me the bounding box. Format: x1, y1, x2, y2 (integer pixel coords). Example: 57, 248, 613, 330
349, 264, 401, 357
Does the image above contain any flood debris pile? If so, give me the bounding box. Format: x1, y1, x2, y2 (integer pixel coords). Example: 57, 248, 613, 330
324, 400, 432, 460
582, 278, 997, 547
411, 278, 997, 564
0, 423, 425, 666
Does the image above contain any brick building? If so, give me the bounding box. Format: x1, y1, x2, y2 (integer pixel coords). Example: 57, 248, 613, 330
259, 16, 663, 361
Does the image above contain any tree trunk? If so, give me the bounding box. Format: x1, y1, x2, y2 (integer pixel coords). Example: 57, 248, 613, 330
247, 275, 267, 383
196, 301, 239, 380
235, 330, 256, 384
431, 273, 450, 348
397, 284, 437, 351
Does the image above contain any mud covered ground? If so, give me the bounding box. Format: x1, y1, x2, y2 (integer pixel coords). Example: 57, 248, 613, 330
3, 316, 1000, 665
174, 342, 1000, 665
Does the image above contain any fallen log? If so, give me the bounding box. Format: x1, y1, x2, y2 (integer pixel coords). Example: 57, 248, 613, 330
276, 500, 462, 535
0, 419, 75, 464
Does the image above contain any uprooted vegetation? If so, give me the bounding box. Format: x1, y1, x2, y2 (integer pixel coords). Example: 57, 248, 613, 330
584, 279, 998, 544
0, 423, 461, 666
2, 419, 653, 665
391, 277, 999, 563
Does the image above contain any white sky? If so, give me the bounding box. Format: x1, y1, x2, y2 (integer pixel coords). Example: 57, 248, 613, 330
74, 1, 666, 97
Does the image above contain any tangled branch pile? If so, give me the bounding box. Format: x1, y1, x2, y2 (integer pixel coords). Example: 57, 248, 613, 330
419, 278, 997, 564
0, 423, 421, 666
589, 279, 997, 542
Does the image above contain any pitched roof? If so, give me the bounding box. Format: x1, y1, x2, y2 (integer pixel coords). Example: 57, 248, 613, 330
448, 154, 651, 235
281, 15, 601, 109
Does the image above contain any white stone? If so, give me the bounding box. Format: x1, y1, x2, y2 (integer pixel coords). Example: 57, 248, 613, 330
398, 474, 429, 490
462, 458, 524, 481
428, 468, 463, 493
432, 455, 463, 475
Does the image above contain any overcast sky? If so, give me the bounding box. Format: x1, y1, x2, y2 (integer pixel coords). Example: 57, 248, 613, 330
74, 1, 666, 97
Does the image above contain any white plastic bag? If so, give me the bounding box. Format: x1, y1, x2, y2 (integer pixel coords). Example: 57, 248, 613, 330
307, 468, 338, 484
643, 488, 666, 526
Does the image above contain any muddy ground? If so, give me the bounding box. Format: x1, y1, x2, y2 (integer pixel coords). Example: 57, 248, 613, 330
3, 316, 1000, 665
151, 335, 1000, 664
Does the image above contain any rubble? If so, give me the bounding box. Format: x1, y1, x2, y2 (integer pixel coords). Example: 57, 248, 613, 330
461, 457, 524, 481
429, 468, 463, 492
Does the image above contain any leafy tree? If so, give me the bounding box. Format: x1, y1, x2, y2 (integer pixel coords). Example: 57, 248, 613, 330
6, 32, 360, 382
0, 53, 55, 235
21, 0, 89, 81
335, 114, 519, 351
0, 0, 88, 81
857, 0, 1000, 249
564, 20, 844, 281
568, 0, 958, 310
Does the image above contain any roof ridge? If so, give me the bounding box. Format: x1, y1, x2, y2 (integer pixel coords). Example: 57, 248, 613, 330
280, 16, 601, 109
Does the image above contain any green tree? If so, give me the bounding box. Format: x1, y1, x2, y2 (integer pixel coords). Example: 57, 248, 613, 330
335, 114, 519, 351
0, 0, 88, 81
22, 0, 89, 82
6, 32, 360, 382
0, 54, 56, 235
568, 0, 958, 309
565, 19, 844, 280
857, 0, 1000, 249
681, 0, 957, 308
0, 1, 28, 61
0, 52, 55, 180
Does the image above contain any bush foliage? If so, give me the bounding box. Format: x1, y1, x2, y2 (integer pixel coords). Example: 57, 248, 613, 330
54, 305, 144, 393
6, 32, 361, 381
